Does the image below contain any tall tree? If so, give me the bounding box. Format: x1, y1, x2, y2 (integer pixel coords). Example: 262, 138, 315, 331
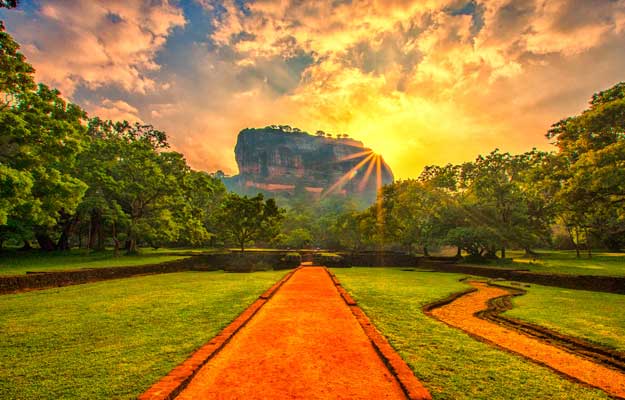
548, 81, 625, 254
220, 193, 284, 251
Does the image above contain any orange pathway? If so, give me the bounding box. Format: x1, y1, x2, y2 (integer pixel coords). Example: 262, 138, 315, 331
431, 281, 625, 399
177, 267, 407, 399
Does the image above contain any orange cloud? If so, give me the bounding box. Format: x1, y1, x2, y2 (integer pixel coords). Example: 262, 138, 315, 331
87, 99, 143, 123
5, 0, 625, 179
5, 0, 185, 96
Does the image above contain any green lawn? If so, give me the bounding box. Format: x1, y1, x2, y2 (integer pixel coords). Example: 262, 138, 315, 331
0, 270, 286, 399
483, 250, 625, 276
332, 267, 609, 400
498, 281, 625, 352
0, 249, 189, 275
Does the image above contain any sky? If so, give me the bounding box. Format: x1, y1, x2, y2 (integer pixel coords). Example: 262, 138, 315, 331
2, 0, 625, 179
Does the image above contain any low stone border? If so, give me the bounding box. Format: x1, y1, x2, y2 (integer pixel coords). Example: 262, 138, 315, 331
421, 286, 478, 314
423, 280, 625, 389
0, 252, 303, 295
138, 267, 300, 400
482, 282, 625, 373
0, 256, 215, 295
419, 263, 625, 294
325, 268, 432, 400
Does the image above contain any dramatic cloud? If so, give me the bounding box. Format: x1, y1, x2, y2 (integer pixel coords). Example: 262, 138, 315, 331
3, 0, 625, 177
88, 99, 144, 123
3, 0, 185, 96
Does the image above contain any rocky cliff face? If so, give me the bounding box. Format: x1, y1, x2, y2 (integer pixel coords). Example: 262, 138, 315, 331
225, 127, 394, 202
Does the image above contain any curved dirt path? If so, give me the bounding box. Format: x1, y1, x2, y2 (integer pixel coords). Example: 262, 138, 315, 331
430, 281, 625, 399
177, 267, 409, 399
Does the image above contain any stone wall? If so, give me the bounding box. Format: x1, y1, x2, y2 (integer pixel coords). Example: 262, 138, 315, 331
0, 252, 302, 294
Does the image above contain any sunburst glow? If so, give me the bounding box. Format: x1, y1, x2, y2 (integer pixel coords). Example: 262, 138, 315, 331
322, 152, 387, 199
3, 1, 624, 178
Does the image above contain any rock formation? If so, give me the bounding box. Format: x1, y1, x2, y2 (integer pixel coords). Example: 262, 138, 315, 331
224, 126, 394, 203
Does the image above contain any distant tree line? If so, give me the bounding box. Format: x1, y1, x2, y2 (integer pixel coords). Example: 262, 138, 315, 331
0, 24, 282, 253
3, 19, 625, 258
322, 82, 625, 258
227, 81, 625, 258
262, 124, 350, 139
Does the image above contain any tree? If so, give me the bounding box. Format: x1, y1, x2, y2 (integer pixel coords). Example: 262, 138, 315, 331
0, 1, 18, 9
283, 228, 313, 249
179, 170, 226, 246
331, 208, 377, 251
0, 84, 88, 250
379, 180, 446, 255
547, 81, 625, 254
0, 20, 34, 108
220, 193, 284, 251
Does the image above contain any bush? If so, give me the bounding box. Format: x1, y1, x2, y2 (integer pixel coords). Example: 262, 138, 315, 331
313, 252, 350, 268
276, 252, 301, 270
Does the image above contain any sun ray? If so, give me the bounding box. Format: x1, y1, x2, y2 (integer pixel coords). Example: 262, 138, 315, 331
333, 150, 373, 163
322, 153, 375, 198
357, 155, 377, 192
375, 155, 382, 193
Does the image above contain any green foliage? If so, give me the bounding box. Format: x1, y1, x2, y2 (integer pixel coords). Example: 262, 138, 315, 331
282, 228, 313, 249
359, 149, 556, 257
220, 193, 285, 251
0, 27, 229, 253
0, 79, 88, 248
0, 1, 18, 9
278, 252, 302, 268
331, 208, 377, 251
548, 81, 625, 254
379, 180, 447, 254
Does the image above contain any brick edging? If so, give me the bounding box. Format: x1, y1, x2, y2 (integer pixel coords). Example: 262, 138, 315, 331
325, 268, 432, 400
139, 267, 301, 400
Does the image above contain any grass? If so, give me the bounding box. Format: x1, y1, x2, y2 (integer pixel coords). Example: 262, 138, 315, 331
497, 281, 625, 352
0, 249, 189, 275
471, 250, 625, 276
0, 269, 286, 399
332, 267, 609, 400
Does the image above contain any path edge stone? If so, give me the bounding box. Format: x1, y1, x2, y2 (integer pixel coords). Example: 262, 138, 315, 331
325, 268, 432, 400
138, 267, 301, 400
424, 280, 625, 400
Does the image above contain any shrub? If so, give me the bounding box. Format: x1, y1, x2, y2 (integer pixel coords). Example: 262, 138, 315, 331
276, 252, 301, 270
313, 252, 350, 268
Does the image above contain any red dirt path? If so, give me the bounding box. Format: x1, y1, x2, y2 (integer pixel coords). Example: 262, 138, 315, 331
431, 281, 625, 399
177, 267, 408, 399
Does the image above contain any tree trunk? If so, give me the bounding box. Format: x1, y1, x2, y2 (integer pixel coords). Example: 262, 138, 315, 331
585, 227, 592, 259
88, 215, 96, 249
56, 230, 70, 251
112, 221, 120, 257
19, 240, 32, 251
574, 228, 580, 258
423, 246, 430, 257
89, 209, 105, 251
456, 246, 462, 258
524, 247, 538, 257
126, 239, 138, 254
96, 220, 105, 251
501, 247, 506, 259
56, 210, 77, 251
36, 233, 55, 251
